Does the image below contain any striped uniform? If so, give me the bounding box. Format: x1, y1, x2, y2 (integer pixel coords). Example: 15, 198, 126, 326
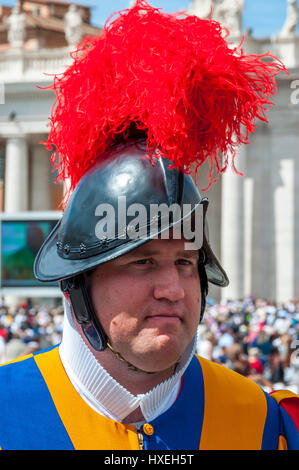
0, 345, 298, 450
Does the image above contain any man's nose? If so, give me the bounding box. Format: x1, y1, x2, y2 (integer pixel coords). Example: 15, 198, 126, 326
153, 266, 185, 302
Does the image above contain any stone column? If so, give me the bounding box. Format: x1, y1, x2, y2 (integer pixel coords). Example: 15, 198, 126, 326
0, 146, 4, 212
271, 126, 296, 302
3, 136, 29, 312
4, 136, 29, 213
194, 159, 222, 302
30, 144, 51, 211
266, 107, 297, 302
220, 146, 246, 300
274, 158, 294, 302
248, 126, 275, 301
243, 176, 254, 297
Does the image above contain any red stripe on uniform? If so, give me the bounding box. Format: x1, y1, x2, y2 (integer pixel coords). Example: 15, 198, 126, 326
279, 397, 299, 433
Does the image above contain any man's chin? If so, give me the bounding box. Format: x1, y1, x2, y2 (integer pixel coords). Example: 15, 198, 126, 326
130, 337, 187, 374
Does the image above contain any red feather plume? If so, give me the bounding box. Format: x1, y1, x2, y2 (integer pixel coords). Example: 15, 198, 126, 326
42, 0, 287, 207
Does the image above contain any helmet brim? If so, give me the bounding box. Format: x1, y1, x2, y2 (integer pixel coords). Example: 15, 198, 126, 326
34, 211, 229, 287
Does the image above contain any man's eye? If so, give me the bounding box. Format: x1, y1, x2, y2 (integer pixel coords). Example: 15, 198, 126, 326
176, 259, 192, 266
135, 259, 152, 265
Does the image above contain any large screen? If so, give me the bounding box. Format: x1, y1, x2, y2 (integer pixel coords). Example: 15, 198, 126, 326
1, 219, 58, 287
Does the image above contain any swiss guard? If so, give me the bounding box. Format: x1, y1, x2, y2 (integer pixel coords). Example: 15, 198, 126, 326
0, 1, 298, 450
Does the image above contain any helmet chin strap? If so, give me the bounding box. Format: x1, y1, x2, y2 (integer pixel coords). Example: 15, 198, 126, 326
61, 274, 108, 352
106, 341, 158, 375
107, 340, 184, 375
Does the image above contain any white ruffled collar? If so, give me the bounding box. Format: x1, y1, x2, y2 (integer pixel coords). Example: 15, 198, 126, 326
59, 299, 196, 423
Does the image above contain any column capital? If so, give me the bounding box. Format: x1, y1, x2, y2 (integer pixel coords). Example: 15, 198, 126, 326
2, 133, 27, 141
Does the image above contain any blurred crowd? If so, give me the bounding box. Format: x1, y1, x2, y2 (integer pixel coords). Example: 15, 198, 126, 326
0, 299, 64, 364
0, 296, 298, 394
197, 297, 299, 394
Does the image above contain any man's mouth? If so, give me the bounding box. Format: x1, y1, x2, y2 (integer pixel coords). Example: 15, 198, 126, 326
145, 313, 182, 323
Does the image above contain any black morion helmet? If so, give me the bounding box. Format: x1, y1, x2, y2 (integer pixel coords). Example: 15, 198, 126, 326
34, 139, 229, 351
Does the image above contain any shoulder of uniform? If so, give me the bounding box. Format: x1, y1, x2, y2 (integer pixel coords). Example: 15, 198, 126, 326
0, 352, 37, 403
194, 353, 264, 394
270, 389, 299, 426
0, 347, 59, 400
270, 389, 299, 448
194, 353, 246, 379
270, 389, 299, 403
0, 352, 35, 369
0, 345, 58, 371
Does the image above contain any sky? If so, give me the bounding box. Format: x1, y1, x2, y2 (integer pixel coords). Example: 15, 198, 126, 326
1, 0, 298, 38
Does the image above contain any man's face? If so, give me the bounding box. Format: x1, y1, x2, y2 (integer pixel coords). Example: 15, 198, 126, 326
89, 237, 201, 373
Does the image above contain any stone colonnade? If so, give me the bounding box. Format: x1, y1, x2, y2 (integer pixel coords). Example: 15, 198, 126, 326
3, 134, 55, 213
199, 106, 299, 303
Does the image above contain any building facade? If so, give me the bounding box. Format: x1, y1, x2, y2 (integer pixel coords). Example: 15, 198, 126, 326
191, 0, 299, 302
0, 0, 298, 308
0, 0, 101, 308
